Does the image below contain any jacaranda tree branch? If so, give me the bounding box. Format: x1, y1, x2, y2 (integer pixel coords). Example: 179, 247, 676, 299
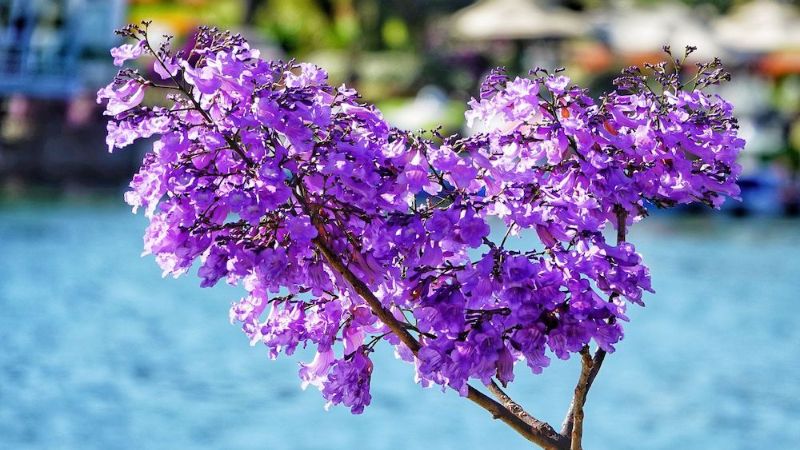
103, 22, 744, 449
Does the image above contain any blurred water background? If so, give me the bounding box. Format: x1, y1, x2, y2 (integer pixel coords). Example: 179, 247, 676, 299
2, 204, 798, 449
1, 0, 800, 449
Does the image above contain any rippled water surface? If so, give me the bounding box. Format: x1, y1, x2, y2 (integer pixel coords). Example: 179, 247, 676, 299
1, 202, 798, 450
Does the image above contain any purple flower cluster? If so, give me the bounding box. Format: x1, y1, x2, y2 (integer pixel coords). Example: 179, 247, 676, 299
102, 24, 743, 415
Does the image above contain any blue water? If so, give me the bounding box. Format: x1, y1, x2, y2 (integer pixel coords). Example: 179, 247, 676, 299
1, 202, 798, 450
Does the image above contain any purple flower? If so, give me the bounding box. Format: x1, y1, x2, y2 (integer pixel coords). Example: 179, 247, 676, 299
545, 75, 570, 95
198, 245, 229, 287
256, 248, 290, 289
457, 213, 490, 248
503, 255, 535, 286
480, 67, 509, 100
322, 350, 373, 414
105, 24, 743, 416
97, 79, 145, 115
425, 209, 455, 240
496, 345, 516, 387
182, 61, 221, 94
299, 348, 335, 390
154, 56, 180, 80
286, 215, 318, 244
110, 41, 145, 66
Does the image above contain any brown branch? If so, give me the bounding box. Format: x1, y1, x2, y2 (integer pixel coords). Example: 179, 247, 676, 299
487, 381, 568, 449
299, 187, 569, 449
468, 386, 570, 450
616, 208, 627, 244
313, 235, 569, 449
569, 348, 594, 450
560, 350, 607, 437
561, 208, 628, 440
311, 235, 420, 353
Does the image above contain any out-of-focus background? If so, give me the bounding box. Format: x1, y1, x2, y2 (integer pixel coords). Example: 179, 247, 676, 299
0, 1, 798, 449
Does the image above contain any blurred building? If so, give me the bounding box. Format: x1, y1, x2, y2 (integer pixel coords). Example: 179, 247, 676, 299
0, 0, 125, 97
0, 0, 798, 213
0, 0, 131, 191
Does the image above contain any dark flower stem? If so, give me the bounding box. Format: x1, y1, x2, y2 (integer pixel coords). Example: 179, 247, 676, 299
142, 35, 254, 167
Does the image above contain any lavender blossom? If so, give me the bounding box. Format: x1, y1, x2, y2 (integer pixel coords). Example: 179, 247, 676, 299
103, 24, 743, 448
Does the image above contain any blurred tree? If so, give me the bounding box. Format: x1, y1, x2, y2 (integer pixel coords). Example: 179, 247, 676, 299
129, 0, 242, 33
244, 0, 265, 25
252, 0, 362, 54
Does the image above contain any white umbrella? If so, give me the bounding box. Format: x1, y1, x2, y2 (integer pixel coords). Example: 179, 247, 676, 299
715, 0, 800, 53
594, 2, 725, 61
449, 0, 586, 41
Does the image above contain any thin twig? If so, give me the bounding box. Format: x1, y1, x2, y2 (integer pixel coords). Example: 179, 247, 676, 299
499, 220, 516, 249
